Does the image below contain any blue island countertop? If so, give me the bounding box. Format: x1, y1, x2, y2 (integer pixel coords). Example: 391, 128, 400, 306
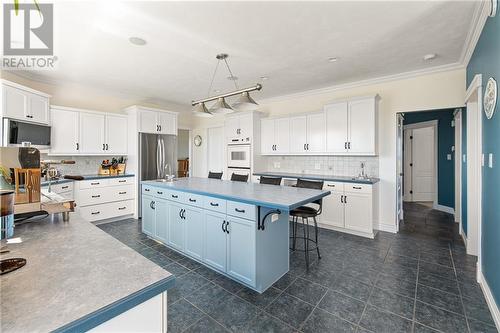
253, 171, 380, 184
142, 177, 331, 210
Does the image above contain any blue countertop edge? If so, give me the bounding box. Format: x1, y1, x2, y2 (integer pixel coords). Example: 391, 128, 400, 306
53, 275, 175, 333
41, 174, 135, 186
141, 181, 331, 211
253, 172, 380, 184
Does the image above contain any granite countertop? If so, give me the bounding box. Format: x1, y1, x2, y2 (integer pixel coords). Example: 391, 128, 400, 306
253, 171, 380, 184
41, 173, 135, 186
142, 177, 331, 210
0, 214, 174, 333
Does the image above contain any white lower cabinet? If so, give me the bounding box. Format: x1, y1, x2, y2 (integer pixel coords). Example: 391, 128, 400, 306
320, 181, 378, 238
154, 199, 169, 243
184, 207, 204, 260
142, 195, 156, 236
204, 211, 227, 272
226, 216, 256, 286
168, 203, 185, 251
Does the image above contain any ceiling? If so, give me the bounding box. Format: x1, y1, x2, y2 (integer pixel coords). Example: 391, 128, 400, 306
13, 1, 479, 109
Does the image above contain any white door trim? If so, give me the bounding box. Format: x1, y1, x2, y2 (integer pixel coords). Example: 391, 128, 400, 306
454, 109, 462, 226
403, 120, 438, 207
465, 74, 482, 268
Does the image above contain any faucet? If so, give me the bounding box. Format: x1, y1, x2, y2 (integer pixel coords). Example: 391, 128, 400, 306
164, 164, 174, 181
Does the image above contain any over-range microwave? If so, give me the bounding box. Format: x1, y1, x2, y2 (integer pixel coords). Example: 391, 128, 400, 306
2, 118, 51, 149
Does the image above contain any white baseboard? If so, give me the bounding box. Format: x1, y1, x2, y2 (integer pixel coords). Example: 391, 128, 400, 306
478, 270, 500, 331
460, 226, 468, 247
433, 204, 455, 215
318, 223, 375, 239
377, 223, 398, 234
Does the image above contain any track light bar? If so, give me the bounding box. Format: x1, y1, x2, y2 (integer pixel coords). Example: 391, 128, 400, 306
192, 84, 262, 106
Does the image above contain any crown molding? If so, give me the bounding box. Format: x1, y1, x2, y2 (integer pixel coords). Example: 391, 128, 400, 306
460, 0, 490, 67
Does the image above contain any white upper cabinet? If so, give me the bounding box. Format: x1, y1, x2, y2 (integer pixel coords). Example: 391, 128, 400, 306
106, 114, 128, 154
260, 119, 275, 154
80, 112, 106, 154
306, 113, 325, 152
289, 115, 307, 153
260, 117, 290, 154
348, 98, 377, 155
50, 107, 80, 154
137, 107, 178, 135
2, 81, 49, 124
225, 113, 255, 144
325, 102, 348, 153
281, 113, 324, 154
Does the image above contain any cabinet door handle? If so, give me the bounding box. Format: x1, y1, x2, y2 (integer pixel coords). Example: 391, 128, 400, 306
61, 186, 69, 189
345, 142, 347, 150
91, 195, 100, 198
344, 195, 347, 203
222, 220, 226, 233
235, 208, 245, 213
210, 202, 219, 207
119, 191, 126, 194
145, 188, 150, 192
103, 144, 105, 150
91, 182, 100, 185
76, 143, 79, 151
179, 209, 183, 219
150, 201, 155, 210
304, 144, 307, 151
91, 211, 100, 215
106, 143, 109, 150
118, 180, 126, 183
182, 209, 186, 219
159, 125, 162, 132
171, 194, 178, 198
189, 198, 196, 202
352, 186, 362, 190
226, 221, 229, 234
118, 206, 126, 210
348, 142, 351, 149
307, 144, 309, 150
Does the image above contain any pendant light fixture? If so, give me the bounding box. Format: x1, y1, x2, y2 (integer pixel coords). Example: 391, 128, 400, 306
192, 53, 262, 117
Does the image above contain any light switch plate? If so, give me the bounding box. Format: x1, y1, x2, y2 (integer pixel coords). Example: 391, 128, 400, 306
482, 154, 485, 167
274, 162, 280, 169
271, 214, 279, 222
489, 153, 494, 168
447, 154, 452, 160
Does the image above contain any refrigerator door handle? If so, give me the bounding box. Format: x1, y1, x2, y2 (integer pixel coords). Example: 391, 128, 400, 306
160, 137, 165, 179
156, 136, 161, 179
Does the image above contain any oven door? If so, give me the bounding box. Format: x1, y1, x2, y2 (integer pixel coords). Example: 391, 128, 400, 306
3, 119, 51, 149
227, 144, 251, 169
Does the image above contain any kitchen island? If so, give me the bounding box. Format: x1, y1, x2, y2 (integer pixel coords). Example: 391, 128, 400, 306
0, 214, 174, 333
141, 177, 330, 293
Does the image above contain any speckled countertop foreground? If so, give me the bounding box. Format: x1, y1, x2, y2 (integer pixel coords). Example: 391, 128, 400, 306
0, 214, 173, 333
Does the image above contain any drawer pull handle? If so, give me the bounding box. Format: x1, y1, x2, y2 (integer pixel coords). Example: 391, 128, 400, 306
118, 207, 126, 210
327, 184, 335, 187
119, 191, 126, 194
157, 191, 163, 195
91, 211, 100, 215
235, 208, 245, 213
189, 198, 196, 202
91, 182, 100, 185
118, 180, 126, 183
353, 186, 362, 189
171, 195, 178, 198
145, 188, 150, 192
91, 195, 100, 198
61, 186, 69, 189
210, 202, 219, 207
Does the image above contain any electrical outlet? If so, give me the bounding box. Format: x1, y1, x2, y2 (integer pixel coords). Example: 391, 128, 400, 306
463, 154, 466, 163
274, 162, 280, 169
489, 153, 494, 168
482, 154, 485, 167
271, 214, 279, 222
447, 154, 452, 160
315, 163, 321, 170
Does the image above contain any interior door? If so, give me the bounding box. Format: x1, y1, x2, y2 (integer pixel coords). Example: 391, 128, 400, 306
226, 216, 256, 286
79, 112, 106, 154
154, 199, 169, 243
106, 115, 128, 154
158, 112, 176, 135
168, 203, 185, 251
412, 126, 436, 202
184, 207, 204, 260
289, 116, 307, 153
306, 113, 325, 152
325, 102, 348, 153
204, 211, 227, 272
275, 117, 290, 153
260, 119, 275, 154
139, 110, 159, 134
348, 98, 376, 154
50, 108, 79, 154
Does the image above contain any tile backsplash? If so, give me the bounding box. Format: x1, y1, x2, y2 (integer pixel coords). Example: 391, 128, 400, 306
263, 155, 379, 178
40, 154, 127, 176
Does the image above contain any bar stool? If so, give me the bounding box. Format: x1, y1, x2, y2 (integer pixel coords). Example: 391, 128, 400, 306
290, 179, 323, 268
231, 173, 249, 182
259, 176, 282, 185
208, 171, 223, 179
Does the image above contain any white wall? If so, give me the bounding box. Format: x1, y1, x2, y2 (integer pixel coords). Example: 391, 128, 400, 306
193, 69, 466, 231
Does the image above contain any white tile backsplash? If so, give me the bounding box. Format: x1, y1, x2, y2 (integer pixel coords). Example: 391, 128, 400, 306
40, 154, 126, 175
264, 155, 379, 177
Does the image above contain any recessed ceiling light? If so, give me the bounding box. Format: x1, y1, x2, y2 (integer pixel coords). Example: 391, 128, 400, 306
423, 53, 437, 61
328, 57, 338, 62
129, 37, 147, 46
260, 76, 269, 81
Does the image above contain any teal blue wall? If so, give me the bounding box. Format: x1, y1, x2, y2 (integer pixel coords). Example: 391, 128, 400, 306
467, 6, 500, 309
461, 109, 467, 235
404, 109, 456, 208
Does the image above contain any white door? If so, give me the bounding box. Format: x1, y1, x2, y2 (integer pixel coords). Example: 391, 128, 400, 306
28, 93, 49, 124
105, 115, 128, 155
3, 85, 28, 120
289, 116, 307, 153
79, 112, 106, 154
139, 110, 159, 134
348, 98, 376, 154
344, 193, 372, 233
275, 117, 290, 153
260, 119, 275, 154
184, 207, 204, 260
158, 112, 177, 135
227, 216, 256, 286
207, 127, 224, 173
412, 126, 436, 202
225, 117, 240, 138
320, 183, 345, 227
50, 108, 80, 154
238, 114, 253, 140
454, 111, 462, 223
325, 102, 348, 153
306, 113, 325, 152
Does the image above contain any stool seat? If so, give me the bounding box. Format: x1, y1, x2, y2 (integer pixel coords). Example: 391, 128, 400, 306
290, 206, 319, 218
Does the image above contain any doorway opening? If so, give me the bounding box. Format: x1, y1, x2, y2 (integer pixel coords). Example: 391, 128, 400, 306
177, 128, 191, 178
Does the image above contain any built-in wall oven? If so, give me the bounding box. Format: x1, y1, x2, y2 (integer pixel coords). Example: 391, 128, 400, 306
227, 144, 251, 169
2, 119, 51, 148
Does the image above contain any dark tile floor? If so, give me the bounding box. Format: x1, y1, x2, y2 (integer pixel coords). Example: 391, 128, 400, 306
97, 202, 497, 333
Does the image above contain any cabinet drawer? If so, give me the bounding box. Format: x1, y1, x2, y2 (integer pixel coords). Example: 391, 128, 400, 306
227, 201, 256, 221
344, 183, 372, 194
77, 187, 109, 206
111, 185, 135, 201
166, 190, 185, 203
109, 177, 134, 186
323, 182, 344, 192
80, 179, 108, 189
142, 185, 155, 195
110, 199, 134, 217
79, 200, 133, 222
203, 196, 227, 214
182, 193, 203, 207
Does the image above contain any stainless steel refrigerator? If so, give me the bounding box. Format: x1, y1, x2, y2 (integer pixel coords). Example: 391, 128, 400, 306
138, 133, 177, 217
